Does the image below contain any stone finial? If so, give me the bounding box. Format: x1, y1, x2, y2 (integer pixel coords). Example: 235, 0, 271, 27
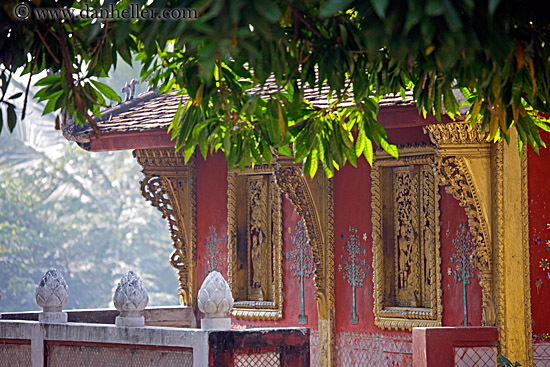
197, 271, 233, 330
35, 268, 69, 323
113, 271, 148, 327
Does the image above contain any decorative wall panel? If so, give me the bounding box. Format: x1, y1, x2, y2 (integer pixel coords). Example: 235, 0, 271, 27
228, 165, 283, 320
371, 145, 442, 330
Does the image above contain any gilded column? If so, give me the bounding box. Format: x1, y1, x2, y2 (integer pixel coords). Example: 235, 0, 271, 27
495, 135, 532, 365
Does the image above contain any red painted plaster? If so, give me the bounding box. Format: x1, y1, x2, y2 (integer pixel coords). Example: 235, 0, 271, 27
528, 132, 550, 335
196, 152, 229, 286
440, 188, 483, 327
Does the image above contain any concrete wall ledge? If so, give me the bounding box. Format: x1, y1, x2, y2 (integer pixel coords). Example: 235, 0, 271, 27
0, 320, 309, 367
0, 305, 196, 327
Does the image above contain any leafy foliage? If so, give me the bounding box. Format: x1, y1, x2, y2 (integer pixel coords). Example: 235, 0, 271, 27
0, 135, 179, 312
1, 0, 550, 177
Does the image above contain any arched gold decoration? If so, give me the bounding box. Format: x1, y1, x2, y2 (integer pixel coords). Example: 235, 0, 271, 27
425, 122, 496, 326
436, 155, 496, 325
133, 148, 197, 307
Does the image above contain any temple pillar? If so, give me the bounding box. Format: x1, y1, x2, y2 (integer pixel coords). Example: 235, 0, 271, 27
425, 124, 533, 365
494, 134, 532, 365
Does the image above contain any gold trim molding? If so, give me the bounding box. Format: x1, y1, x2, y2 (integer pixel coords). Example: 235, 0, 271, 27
371, 145, 443, 330
133, 148, 197, 307
227, 166, 284, 320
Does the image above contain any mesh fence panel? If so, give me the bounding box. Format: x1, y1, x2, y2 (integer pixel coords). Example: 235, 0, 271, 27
234, 349, 281, 367
0, 342, 31, 367
454, 346, 496, 367
47, 343, 193, 367
534, 343, 550, 367
335, 332, 412, 367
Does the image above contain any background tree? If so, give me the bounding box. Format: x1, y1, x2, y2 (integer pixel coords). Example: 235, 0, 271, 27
0, 111, 179, 311
1, 0, 549, 178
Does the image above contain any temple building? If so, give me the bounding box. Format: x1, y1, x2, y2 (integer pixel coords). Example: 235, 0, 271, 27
60, 83, 547, 366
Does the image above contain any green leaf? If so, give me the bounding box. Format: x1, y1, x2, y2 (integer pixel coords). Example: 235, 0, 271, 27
363, 137, 374, 165
319, 0, 354, 17
90, 80, 121, 103
380, 139, 398, 159
8, 92, 22, 100
253, 0, 281, 23
42, 90, 64, 115
425, 0, 444, 15
356, 129, 366, 156
7, 104, 17, 132
34, 74, 61, 87
370, 0, 389, 18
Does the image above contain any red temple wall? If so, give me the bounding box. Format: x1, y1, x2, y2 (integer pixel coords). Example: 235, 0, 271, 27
194, 125, 485, 365
195, 152, 317, 330
528, 132, 550, 338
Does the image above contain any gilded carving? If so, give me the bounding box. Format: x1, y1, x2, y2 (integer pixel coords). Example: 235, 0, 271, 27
425, 122, 497, 326
227, 168, 283, 320
434, 155, 495, 325
372, 145, 442, 330
133, 148, 197, 307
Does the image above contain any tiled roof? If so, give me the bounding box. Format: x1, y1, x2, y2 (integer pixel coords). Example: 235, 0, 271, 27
68, 81, 415, 143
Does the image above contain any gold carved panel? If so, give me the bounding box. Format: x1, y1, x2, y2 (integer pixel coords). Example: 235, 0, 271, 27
372, 146, 442, 330
228, 165, 283, 320
133, 148, 197, 308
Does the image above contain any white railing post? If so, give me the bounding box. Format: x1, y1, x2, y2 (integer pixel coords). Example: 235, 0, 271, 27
35, 268, 69, 323
113, 271, 149, 327
197, 271, 233, 330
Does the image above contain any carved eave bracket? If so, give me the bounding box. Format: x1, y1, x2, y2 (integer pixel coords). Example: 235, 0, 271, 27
274, 154, 335, 367
274, 155, 335, 319
133, 148, 197, 308
424, 122, 496, 325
